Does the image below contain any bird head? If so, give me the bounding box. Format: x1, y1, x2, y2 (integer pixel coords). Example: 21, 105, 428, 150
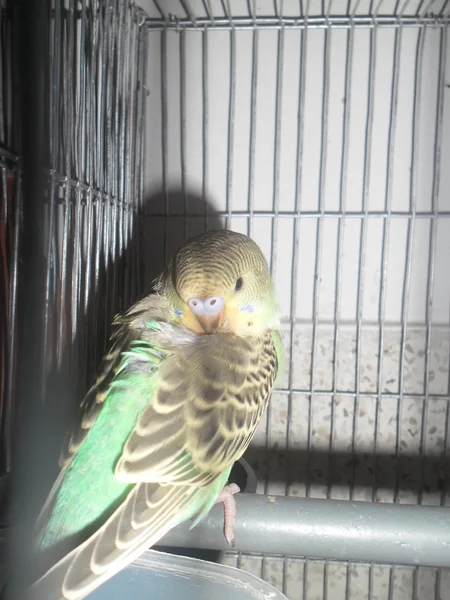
156, 230, 280, 337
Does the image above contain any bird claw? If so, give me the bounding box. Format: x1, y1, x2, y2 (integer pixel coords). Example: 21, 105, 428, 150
214, 483, 240, 546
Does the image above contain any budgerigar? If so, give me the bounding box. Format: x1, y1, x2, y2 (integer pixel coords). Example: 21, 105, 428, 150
31, 230, 283, 600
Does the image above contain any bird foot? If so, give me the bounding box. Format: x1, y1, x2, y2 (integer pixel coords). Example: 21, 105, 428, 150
214, 483, 240, 547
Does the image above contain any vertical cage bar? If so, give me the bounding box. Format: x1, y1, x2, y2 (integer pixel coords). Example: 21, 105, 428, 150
32, 0, 59, 396
161, 28, 169, 262
58, 0, 75, 366
225, 23, 235, 230
102, 0, 114, 346
309, 21, 330, 494
202, 26, 210, 230
137, 20, 148, 296
71, 180, 82, 353
180, 29, 188, 240
301, 7, 311, 600
130, 9, 141, 300
376, 18, 403, 506
247, 3, 258, 239
320, 17, 333, 600
121, 1, 129, 306
82, 0, 95, 384
435, 569, 442, 600
5, 170, 20, 472
420, 26, 447, 507
123, 3, 134, 310
389, 22, 425, 600
331, 20, 352, 490
1, 165, 9, 468
394, 25, 424, 502
273, 0, 285, 588
440, 26, 450, 514
335, 18, 354, 600
286, 21, 307, 500
345, 22, 359, 505
10, 0, 50, 594
71, 0, 84, 346
116, 0, 130, 313
108, 0, 123, 322
91, 0, 105, 382
83, 0, 95, 320
269, 7, 283, 279
354, 23, 376, 490
124, 7, 138, 307
95, 1, 109, 367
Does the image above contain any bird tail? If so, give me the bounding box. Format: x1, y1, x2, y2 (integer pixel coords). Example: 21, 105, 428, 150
29, 480, 201, 600
29, 516, 183, 600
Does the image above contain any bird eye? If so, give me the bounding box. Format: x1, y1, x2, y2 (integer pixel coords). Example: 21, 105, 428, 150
235, 277, 243, 292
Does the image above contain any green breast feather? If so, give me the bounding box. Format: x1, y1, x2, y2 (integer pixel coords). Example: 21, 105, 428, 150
39, 339, 164, 549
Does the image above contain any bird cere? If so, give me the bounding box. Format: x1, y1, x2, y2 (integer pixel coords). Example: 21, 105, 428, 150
31, 230, 283, 600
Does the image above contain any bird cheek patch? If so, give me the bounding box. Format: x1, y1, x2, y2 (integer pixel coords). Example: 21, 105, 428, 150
240, 304, 256, 313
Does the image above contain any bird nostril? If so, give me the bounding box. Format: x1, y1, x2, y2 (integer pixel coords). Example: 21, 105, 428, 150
188, 298, 203, 312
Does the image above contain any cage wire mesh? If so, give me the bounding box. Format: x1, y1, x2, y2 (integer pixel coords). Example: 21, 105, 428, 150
41, 0, 148, 391
3, 0, 450, 599
1, 0, 149, 533
139, 0, 450, 599
21, 0, 149, 462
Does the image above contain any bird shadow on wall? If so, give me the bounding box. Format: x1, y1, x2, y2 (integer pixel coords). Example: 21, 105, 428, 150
139, 187, 226, 288
243, 446, 449, 502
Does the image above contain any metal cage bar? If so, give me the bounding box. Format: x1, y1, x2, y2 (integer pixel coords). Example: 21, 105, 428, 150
145, 15, 450, 30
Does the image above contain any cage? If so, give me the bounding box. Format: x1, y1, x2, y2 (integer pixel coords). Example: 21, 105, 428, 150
2, 0, 450, 599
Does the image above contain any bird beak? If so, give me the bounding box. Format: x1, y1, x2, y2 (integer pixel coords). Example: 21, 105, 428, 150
187, 296, 225, 334
196, 312, 225, 334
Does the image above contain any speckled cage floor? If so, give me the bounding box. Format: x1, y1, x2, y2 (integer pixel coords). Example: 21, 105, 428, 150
138, 1, 450, 598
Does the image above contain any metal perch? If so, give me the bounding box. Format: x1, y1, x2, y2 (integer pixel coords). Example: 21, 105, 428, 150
159, 493, 450, 568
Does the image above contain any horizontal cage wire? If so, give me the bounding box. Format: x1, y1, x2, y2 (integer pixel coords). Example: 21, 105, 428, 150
143, 0, 450, 27
2, 0, 450, 599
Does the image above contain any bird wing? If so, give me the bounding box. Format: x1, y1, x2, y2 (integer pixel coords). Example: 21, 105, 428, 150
34, 294, 170, 537
117, 326, 280, 480
59, 294, 171, 468
32, 322, 280, 600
